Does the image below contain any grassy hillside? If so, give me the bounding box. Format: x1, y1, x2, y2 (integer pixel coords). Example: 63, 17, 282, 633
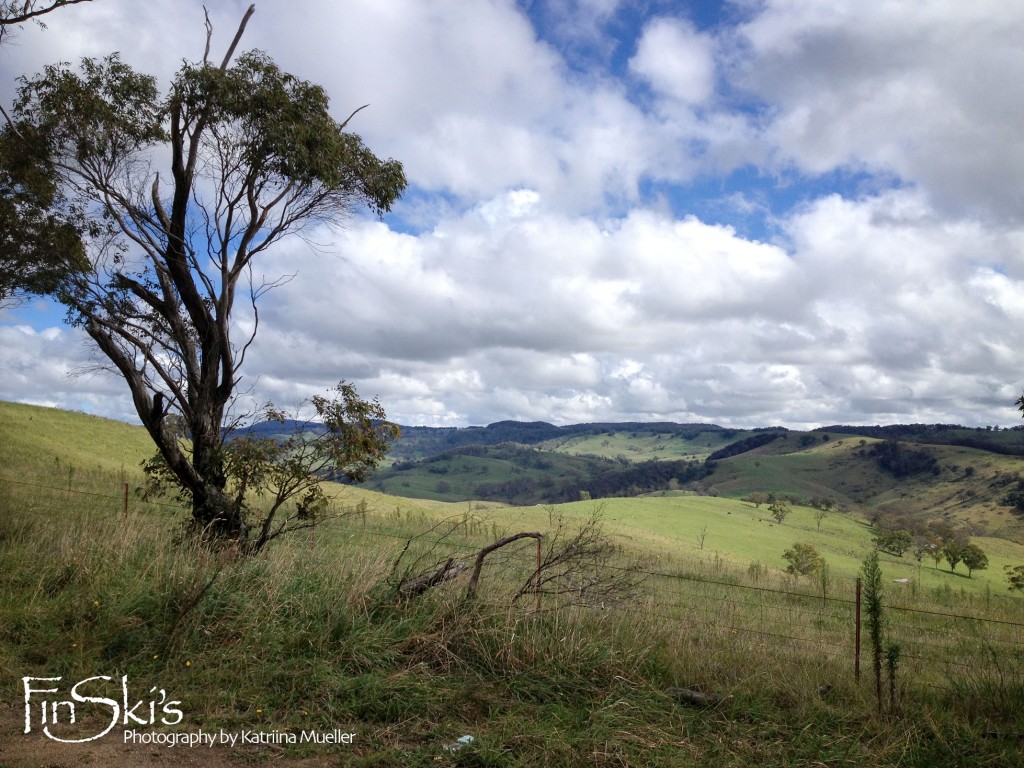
366, 421, 1024, 548
709, 433, 1024, 543
1, 400, 156, 477
461, 494, 1024, 600
385, 421, 739, 464
366, 443, 708, 505
367, 444, 602, 502
541, 427, 738, 461
3, 403, 1024, 766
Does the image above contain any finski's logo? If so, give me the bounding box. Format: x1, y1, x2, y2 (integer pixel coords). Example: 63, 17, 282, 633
22, 676, 183, 743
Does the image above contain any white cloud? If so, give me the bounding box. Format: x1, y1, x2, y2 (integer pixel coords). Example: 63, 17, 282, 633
0, 324, 137, 421
3, 1, 1024, 430
727, 0, 1024, 220
630, 17, 716, 105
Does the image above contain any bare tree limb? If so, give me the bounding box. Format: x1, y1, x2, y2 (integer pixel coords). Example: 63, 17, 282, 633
218, 3, 254, 70
512, 508, 645, 608
0, 0, 90, 28
466, 532, 542, 598
400, 558, 469, 598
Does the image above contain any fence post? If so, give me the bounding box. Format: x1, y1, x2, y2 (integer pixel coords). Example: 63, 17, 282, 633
123, 482, 129, 516
536, 537, 542, 612
854, 577, 862, 682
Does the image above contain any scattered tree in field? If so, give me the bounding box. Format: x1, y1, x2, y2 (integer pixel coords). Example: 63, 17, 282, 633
960, 543, 988, 578
943, 541, 964, 573
1005, 564, 1024, 592
813, 507, 828, 530
924, 521, 968, 571
912, 535, 935, 564
746, 492, 769, 508
142, 383, 398, 554
874, 529, 913, 557
4, 6, 406, 546
769, 500, 790, 524
782, 542, 823, 577
925, 540, 944, 568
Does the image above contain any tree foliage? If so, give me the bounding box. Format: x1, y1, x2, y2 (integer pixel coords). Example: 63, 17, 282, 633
0, 0, 94, 304
870, 439, 939, 478
768, 499, 789, 524
745, 492, 769, 508
782, 542, 823, 577
942, 541, 964, 573
5, 6, 406, 545
874, 529, 913, 557
706, 431, 783, 461
0, 122, 91, 302
1005, 564, 1024, 592
960, 543, 988, 578
142, 382, 398, 553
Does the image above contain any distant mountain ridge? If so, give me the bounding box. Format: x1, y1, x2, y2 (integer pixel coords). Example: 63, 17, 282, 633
387, 420, 735, 461
231, 418, 1024, 462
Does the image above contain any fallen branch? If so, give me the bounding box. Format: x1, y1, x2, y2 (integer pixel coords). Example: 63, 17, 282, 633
466, 532, 542, 598
399, 557, 468, 597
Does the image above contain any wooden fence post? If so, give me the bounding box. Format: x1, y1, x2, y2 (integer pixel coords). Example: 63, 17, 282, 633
123, 482, 129, 516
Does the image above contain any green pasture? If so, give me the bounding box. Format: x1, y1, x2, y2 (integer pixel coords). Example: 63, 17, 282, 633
0, 400, 154, 478
3, 400, 1023, 602
3, 401, 1024, 765
547, 428, 736, 461
466, 494, 1024, 602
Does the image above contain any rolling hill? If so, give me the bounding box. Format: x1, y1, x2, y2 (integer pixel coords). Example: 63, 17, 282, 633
360, 421, 1024, 544
6, 400, 1024, 547
5, 402, 1024, 767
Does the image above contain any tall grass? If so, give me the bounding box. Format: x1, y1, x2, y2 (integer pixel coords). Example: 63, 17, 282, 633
3, 405, 1024, 764
1, 479, 1021, 766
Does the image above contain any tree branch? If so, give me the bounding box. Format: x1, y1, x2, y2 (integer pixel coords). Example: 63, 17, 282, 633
218, 3, 254, 70
466, 532, 542, 598
0, 0, 91, 27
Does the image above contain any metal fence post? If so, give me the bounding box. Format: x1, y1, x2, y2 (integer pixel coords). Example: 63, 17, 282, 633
536, 537, 542, 612
855, 577, 862, 682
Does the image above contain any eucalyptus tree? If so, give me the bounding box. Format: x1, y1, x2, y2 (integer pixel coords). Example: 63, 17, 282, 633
3, 5, 406, 547
0, 0, 93, 304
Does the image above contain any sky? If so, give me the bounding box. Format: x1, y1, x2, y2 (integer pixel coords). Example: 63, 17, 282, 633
2, 0, 1024, 430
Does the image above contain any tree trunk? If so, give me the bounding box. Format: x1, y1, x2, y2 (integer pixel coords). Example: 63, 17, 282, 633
188, 405, 244, 540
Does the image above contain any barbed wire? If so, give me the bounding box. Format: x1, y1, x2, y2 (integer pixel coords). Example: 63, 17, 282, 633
1, 476, 186, 510
5, 474, 1023, 673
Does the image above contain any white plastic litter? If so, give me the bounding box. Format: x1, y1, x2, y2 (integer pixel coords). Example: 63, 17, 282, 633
443, 734, 475, 752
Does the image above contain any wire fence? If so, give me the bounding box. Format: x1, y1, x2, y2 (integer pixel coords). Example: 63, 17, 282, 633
4, 473, 1023, 690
